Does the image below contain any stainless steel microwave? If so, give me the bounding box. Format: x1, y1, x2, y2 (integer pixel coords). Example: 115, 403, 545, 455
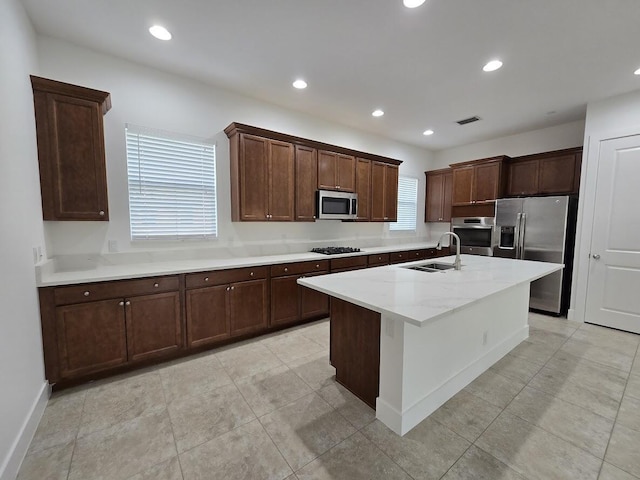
451, 217, 497, 256
316, 190, 358, 220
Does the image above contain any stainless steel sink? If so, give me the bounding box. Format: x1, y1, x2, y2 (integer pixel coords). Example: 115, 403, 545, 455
403, 262, 456, 273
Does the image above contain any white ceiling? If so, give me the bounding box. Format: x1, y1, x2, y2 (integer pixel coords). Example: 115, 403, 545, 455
20, 0, 640, 150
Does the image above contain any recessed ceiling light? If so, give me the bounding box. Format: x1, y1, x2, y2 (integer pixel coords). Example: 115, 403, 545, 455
292, 79, 307, 89
149, 25, 172, 41
423, 129, 434, 136
372, 109, 384, 117
635, 67, 640, 75
483, 60, 503, 72
403, 0, 426, 8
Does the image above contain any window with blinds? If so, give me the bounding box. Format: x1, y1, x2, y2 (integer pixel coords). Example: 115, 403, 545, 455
125, 125, 217, 240
390, 176, 418, 231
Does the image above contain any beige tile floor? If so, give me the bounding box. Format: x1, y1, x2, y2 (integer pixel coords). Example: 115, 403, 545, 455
17, 313, 640, 480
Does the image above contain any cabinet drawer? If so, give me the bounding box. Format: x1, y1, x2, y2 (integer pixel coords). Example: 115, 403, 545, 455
186, 266, 268, 289
330, 256, 367, 272
271, 260, 329, 278
408, 249, 438, 261
54, 276, 179, 306
390, 251, 413, 264
367, 253, 390, 267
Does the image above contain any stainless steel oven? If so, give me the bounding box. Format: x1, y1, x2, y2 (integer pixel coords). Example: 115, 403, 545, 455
451, 217, 497, 256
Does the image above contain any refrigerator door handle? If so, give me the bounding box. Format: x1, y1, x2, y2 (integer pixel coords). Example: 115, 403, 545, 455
519, 213, 527, 259
514, 213, 522, 258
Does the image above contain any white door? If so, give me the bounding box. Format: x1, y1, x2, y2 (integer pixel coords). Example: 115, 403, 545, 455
585, 134, 640, 333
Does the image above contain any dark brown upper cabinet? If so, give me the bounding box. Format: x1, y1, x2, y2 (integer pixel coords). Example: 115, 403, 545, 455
31, 76, 111, 221
318, 150, 356, 192
370, 162, 398, 222
225, 123, 401, 222
505, 147, 582, 197
227, 131, 295, 221
425, 168, 452, 222
295, 145, 318, 221
450, 156, 508, 206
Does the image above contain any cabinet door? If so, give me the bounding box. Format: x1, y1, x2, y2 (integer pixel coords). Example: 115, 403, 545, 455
370, 162, 386, 221
442, 171, 453, 222
40, 93, 109, 220
384, 165, 398, 221
507, 159, 539, 197
271, 275, 300, 326
295, 145, 317, 221
268, 139, 295, 221
452, 166, 474, 206
317, 150, 337, 190
336, 154, 356, 192
425, 172, 444, 222
300, 272, 329, 320
239, 134, 269, 220
125, 292, 182, 363
56, 299, 127, 378
355, 158, 371, 220
229, 279, 268, 336
474, 162, 502, 203
185, 285, 230, 348
538, 154, 579, 194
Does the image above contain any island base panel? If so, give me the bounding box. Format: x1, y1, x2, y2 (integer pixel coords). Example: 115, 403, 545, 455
330, 298, 380, 409
377, 282, 531, 435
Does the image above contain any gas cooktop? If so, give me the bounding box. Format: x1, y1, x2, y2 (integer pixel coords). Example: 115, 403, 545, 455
310, 247, 361, 255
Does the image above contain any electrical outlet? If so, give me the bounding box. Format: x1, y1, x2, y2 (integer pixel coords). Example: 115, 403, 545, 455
108, 240, 118, 253
482, 330, 488, 346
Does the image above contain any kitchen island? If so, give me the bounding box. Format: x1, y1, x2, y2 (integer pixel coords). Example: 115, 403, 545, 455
298, 254, 562, 435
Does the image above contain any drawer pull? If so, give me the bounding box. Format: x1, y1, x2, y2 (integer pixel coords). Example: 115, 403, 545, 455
153, 283, 159, 288
119, 301, 124, 306
316, 264, 320, 268
204, 277, 209, 282
284, 267, 288, 272
83, 291, 90, 297
99, 210, 105, 216
250, 272, 254, 276
231, 286, 235, 290
226, 286, 230, 291
125, 301, 131, 306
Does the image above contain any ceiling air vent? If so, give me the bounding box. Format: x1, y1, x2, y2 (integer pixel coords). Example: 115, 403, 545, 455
456, 116, 481, 125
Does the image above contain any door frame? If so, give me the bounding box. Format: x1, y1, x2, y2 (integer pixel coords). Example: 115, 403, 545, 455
571, 126, 640, 322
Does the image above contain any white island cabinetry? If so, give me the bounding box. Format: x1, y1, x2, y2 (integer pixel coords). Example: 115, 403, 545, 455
298, 255, 562, 436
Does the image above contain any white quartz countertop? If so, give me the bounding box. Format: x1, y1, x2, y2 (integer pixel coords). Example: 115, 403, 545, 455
36, 242, 439, 287
297, 255, 563, 327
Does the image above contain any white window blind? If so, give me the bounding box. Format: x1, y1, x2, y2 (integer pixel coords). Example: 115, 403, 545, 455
126, 125, 217, 240
390, 176, 418, 231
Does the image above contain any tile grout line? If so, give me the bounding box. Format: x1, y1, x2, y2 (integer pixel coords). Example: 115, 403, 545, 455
64, 386, 89, 480
156, 370, 186, 480
597, 341, 640, 479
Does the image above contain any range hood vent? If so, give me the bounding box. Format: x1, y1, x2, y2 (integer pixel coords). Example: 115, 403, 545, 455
456, 116, 481, 125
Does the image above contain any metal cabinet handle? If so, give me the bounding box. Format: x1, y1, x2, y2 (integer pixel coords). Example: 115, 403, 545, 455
316, 264, 320, 268
231, 286, 235, 290
284, 267, 288, 272
204, 277, 209, 282
83, 291, 90, 297
99, 210, 105, 216
226, 286, 230, 291
153, 283, 159, 288
119, 301, 124, 306
125, 301, 130, 306
592, 254, 601, 260
313, 216, 316, 219
250, 271, 254, 276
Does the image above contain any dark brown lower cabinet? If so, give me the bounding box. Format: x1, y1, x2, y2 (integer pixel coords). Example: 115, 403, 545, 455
330, 298, 380, 409
126, 292, 182, 362
300, 272, 329, 320
56, 299, 127, 379
230, 279, 268, 336
271, 275, 301, 326
186, 285, 230, 348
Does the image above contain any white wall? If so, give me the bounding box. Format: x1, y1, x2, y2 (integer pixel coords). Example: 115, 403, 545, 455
431, 120, 585, 169
35, 37, 435, 258
0, 1, 49, 478
571, 88, 640, 321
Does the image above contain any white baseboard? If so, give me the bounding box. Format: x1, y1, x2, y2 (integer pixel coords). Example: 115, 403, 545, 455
377, 326, 528, 436
0, 381, 50, 480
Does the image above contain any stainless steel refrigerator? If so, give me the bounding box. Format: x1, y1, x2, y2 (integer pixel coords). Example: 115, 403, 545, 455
494, 195, 578, 315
